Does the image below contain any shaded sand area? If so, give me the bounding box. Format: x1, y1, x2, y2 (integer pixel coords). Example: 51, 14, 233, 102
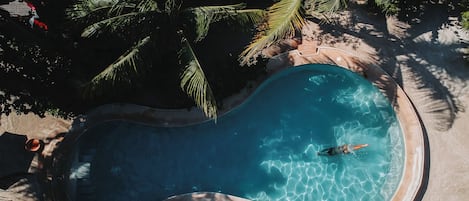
0, 113, 71, 200
1, 2, 468, 201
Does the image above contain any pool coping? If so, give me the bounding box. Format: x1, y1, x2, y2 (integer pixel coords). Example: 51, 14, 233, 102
361, 59, 427, 201
164, 192, 250, 201
50, 47, 427, 201
285, 45, 428, 201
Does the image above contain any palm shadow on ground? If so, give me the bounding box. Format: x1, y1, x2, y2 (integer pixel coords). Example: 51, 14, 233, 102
310, 1, 468, 131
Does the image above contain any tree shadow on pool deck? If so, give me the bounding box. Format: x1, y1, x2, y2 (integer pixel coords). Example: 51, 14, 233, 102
309, 2, 469, 132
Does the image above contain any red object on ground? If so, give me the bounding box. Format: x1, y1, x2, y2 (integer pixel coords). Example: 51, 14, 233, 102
33, 19, 48, 31
25, 139, 42, 152
26, 2, 36, 10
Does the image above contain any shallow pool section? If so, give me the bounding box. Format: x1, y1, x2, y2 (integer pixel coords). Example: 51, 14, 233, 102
68, 64, 404, 201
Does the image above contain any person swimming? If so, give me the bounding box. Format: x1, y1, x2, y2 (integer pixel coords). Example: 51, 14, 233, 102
318, 144, 368, 156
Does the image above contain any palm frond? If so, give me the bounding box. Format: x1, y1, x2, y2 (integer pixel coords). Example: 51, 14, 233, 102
178, 33, 218, 119
239, 0, 304, 66
163, 0, 180, 15
83, 36, 151, 97
186, 3, 264, 42
67, 0, 120, 20
304, 0, 347, 15
136, 0, 159, 12
80, 11, 142, 37
226, 9, 266, 25
107, 1, 137, 16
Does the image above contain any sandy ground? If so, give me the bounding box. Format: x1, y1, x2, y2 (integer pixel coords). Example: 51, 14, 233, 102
427, 99, 469, 200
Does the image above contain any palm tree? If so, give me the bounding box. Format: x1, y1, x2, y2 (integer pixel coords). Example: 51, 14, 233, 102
239, 0, 397, 66
67, 0, 264, 119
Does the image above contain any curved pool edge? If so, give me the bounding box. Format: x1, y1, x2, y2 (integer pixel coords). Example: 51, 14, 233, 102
50, 57, 427, 201
283, 46, 428, 201
364, 63, 428, 201
164, 192, 250, 201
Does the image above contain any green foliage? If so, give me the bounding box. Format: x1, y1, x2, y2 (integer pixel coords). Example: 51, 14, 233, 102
67, 0, 263, 119
46, 107, 75, 119
0, 14, 81, 118
374, 0, 399, 15
240, 0, 356, 66
461, 0, 469, 8
462, 11, 469, 29
178, 33, 217, 119
82, 36, 151, 98
460, 1, 469, 63
459, 1, 469, 63
304, 0, 347, 15
80, 12, 143, 37
67, 0, 119, 20
240, 0, 304, 66
186, 3, 264, 42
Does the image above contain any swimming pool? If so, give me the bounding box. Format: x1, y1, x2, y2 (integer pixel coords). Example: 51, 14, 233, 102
66, 64, 404, 201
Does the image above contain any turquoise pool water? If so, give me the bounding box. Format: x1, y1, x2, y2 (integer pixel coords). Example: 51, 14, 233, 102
70, 64, 404, 201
